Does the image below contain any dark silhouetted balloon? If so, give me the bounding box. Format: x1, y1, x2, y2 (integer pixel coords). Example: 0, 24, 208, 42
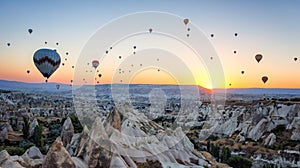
92, 60, 99, 69
62, 63, 64, 66
183, 18, 189, 25
234, 33, 238, 37
56, 42, 59, 45
45, 41, 47, 44
28, 29, 33, 34
119, 56, 122, 59
187, 28, 190, 31
133, 46, 136, 49
65, 58, 67, 61
33, 48, 61, 79
255, 54, 263, 63
133, 52, 136, 54
262, 76, 268, 83
210, 34, 214, 38
27, 70, 30, 74
45, 79, 48, 83
234, 51, 237, 54
294, 57, 298, 61
106, 50, 108, 54
110, 47, 112, 50
7, 43, 10, 47
98, 74, 102, 78
66, 52, 68, 55
241, 71, 244, 74
56, 84, 60, 90
72, 66, 74, 68
70, 80, 73, 83
187, 34, 189, 37
149, 28, 152, 33
210, 57, 213, 60
229, 83, 232, 86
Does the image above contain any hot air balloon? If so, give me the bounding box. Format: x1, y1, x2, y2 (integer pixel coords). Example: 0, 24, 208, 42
255, 54, 263, 63
28, 29, 33, 34
110, 47, 112, 50
149, 28, 152, 33
210, 57, 213, 60
33, 48, 61, 79
294, 57, 298, 61
233, 50, 237, 54
7, 43, 10, 47
66, 52, 68, 55
234, 33, 238, 37
65, 58, 67, 61
119, 56, 122, 59
62, 63, 65, 66
133, 52, 136, 54
56, 84, 60, 90
262, 76, 268, 83
45, 41, 47, 44
187, 34, 190, 37
133, 46, 136, 49
106, 50, 108, 54
56, 42, 59, 46
98, 74, 102, 78
210, 34, 214, 38
183, 18, 189, 25
27, 70, 30, 74
72, 66, 74, 68
92, 60, 99, 69
241, 71, 244, 74
70, 80, 73, 83
187, 28, 190, 31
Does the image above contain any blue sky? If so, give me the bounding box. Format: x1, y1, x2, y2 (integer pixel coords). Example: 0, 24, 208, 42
0, 0, 299, 88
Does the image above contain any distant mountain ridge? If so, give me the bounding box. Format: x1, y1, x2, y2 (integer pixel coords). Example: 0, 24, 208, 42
0, 79, 300, 95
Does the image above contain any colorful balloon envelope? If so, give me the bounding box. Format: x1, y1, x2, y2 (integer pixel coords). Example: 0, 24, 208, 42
33, 48, 61, 78
255, 54, 263, 63
262, 76, 268, 83
92, 60, 99, 69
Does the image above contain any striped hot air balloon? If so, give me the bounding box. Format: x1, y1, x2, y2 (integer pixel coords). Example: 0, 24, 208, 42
92, 60, 99, 69
33, 48, 61, 79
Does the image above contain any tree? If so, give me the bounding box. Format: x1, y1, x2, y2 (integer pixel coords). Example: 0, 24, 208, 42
207, 140, 211, 152
221, 146, 231, 163
33, 125, 44, 147
22, 116, 30, 139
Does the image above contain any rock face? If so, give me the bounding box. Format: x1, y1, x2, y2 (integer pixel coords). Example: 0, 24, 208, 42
42, 137, 76, 168
263, 133, 276, 146
66, 133, 81, 156
29, 118, 39, 137
21, 146, 44, 167
0, 150, 24, 168
61, 117, 74, 147
0, 123, 11, 142
75, 107, 210, 167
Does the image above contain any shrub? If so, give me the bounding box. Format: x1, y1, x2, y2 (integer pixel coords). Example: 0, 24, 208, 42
227, 155, 252, 168
4, 146, 25, 156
